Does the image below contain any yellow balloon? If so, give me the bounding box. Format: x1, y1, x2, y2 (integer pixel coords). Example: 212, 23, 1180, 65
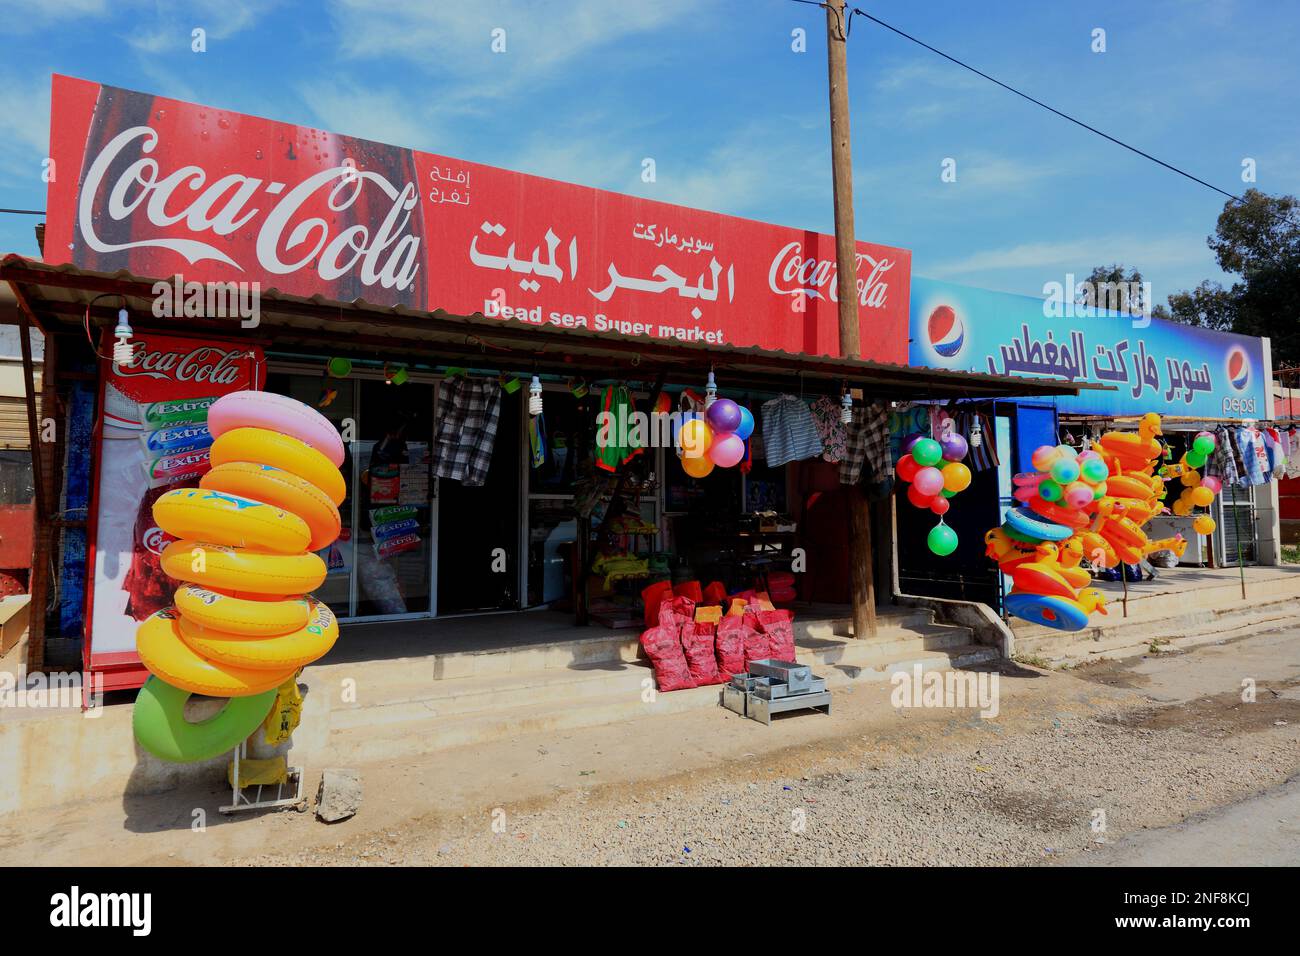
678, 419, 713, 458
1193, 515, 1216, 535
941, 461, 972, 493
1172, 499, 1192, 517
1190, 486, 1214, 508
681, 454, 715, 479
1180, 470, 1201, 487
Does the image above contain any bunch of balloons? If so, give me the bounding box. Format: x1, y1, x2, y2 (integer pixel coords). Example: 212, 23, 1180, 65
1164, 431, 1219, 535
986, 413, 1225, 633
678, 397, 755, 479
896, 427, 972, 557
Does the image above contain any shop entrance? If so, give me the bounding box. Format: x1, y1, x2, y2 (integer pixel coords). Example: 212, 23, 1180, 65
435, 386, 521, 613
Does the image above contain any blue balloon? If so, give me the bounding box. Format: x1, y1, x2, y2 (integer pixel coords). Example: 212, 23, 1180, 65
733, 405, 755, 441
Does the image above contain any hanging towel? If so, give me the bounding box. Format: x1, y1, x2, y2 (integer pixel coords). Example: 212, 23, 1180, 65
595, 385, 642, 472
431, 376, 501, 486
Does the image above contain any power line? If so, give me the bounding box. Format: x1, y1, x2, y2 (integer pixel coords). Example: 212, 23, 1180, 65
788, 0, 1252, 207
0, 208, 45, 216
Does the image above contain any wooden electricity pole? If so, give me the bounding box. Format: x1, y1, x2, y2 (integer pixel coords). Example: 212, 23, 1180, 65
825, 0, 878, 638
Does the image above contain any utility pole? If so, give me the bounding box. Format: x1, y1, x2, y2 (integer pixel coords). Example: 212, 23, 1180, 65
825, 0, 878, 638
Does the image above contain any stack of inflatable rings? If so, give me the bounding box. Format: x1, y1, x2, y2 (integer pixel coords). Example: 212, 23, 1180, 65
132, 391, 346, 763
999, 503, 1093, 632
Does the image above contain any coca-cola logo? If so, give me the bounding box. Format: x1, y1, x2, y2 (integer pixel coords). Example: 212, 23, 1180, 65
141, 526, 171, 555
116, 343, 244, 384
78, 125, 421, 292
768, 241, 895, 308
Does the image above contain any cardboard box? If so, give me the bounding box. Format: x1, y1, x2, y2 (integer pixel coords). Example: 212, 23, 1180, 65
0, 593, 31, 656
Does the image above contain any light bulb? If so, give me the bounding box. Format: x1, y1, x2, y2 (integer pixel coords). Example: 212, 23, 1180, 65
839, 391, 853, 424
704, 370, 717, 408
528, 375, 543, 416
970, 419, 983, 449
112, 307, 134, 367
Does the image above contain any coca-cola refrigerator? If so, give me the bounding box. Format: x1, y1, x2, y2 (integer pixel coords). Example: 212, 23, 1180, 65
83, 331, 263, 692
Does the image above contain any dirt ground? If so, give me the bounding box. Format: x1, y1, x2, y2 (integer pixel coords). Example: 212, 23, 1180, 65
2, 627, 1297, 866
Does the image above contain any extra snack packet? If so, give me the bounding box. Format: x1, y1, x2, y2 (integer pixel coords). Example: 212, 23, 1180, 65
143, 449, 211, 489
141, 396, 217, 429
139, 422, 213, 457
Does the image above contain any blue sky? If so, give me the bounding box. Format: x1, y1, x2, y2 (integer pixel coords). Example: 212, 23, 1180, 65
0, 0, 1296, 307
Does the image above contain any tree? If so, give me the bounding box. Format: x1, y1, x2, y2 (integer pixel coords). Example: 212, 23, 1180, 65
1165, 280, 1238, 331
1077, 263, 1153, 316
1208, 188, 1300, 275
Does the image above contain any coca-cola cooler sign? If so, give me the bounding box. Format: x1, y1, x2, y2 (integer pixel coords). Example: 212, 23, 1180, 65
87, 331, 262, 675
45, 75, 912, 361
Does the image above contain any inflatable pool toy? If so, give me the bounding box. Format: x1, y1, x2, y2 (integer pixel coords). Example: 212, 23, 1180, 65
133, 676, 279, 763
137, 609, 299, 697
208, 390, 345, 467
173, 584, 312, 637
134, 390, 350, 763
1005, 507, 1075, 542
160, 540, 327, 594
210, 427, 346, 505
152, 487, 311, 554
178, 598, 338, 670
201, 462, 341, 551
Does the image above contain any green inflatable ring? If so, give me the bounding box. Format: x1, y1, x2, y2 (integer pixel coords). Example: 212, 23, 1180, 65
133, 676, 277, 763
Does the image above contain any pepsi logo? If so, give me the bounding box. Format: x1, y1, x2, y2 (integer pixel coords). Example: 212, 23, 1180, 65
927, 304, 964, 358
1226, 348, 1250, 391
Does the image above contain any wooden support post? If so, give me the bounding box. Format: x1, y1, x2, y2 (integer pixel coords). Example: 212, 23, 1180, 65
825, 0, 877, 638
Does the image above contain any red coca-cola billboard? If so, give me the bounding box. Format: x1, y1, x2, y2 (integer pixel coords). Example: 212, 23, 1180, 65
45, 75, 912, 361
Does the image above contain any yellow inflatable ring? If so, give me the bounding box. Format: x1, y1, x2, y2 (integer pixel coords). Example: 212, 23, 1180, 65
153, 487, 311, 554
201, 462, 342, 551
210, 427, 346, 506
178, 598, 339, 671
160, 539, 327, 595
137, 609, 298, 697
174, 583, 312, 637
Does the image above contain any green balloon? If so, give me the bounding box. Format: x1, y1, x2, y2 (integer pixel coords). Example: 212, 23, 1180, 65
1185, 450, 1207, 469
1081, 457, 1109, 483
940, 488, 957, 498
928, 523, 958, 557
911, 438, 943, 467
1192, 435, 1216, 456
1039, 478, 1063, 502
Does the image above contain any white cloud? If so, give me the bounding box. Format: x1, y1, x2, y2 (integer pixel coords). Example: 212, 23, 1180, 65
298, 79, 442, 150
0, 73, 51, 180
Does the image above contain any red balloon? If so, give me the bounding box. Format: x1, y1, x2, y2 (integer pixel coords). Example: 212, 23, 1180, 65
906, 484, 935, 509
930, 497, 950, 516
896, 455, 921, 483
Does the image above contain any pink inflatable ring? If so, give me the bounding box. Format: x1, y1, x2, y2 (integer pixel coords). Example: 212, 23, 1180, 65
208, 390, 344, 467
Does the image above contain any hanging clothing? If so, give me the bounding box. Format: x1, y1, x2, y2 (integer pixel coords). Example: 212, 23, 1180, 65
1207, 425, 1239, 487
808, 395, 847, 463
432, 376, 501, 487
761, 395, 823, 468
1235, 426, 1268, 486
595, 385, 642, 473
888, 404, 929, 462
1264, 427, 1285, 480
840, 400, 892, 488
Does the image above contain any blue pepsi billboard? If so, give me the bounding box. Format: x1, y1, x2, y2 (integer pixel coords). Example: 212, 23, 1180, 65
909, 277, 1273, 419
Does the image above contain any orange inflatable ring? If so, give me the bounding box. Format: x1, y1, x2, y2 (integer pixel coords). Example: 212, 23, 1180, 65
201, 462, 341, 551
160, 539, 327, 595
136, 608, 298, 697
1010, 562, 1079, 600
152, 487, 310, 554
177, 598, 338, 671
173, 583, 312, 637
1027, 495, 1090, 530
210, 427, 346, 506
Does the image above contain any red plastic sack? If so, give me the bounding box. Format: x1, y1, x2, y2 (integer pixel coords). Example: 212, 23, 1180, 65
641, 580, 674, 627
715, 615, 746, 678
673, 580, 703, 604
639, 625, 696, 692
757, 609, 796, 661
702, 580, 728, 606
659, 595, 696, 628
741, 612, 770, 668
680, 622, 723, 685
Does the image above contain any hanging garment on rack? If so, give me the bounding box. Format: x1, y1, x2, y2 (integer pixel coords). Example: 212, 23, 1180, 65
431, 376, 501, 486
840, 400, 892, 489
1207, 425, 1240, 487
808, 395, 847, 463
1235, 425, 1268, 486
761, 394, 823, 468
595, 385, 642, 473
1264, 427, 1286, 480
1288, 427, 1300, 473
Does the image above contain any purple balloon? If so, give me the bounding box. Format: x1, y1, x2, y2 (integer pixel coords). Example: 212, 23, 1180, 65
902, 433, 924, 454
940, 433, 969, 462
706, 398, 742, 434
